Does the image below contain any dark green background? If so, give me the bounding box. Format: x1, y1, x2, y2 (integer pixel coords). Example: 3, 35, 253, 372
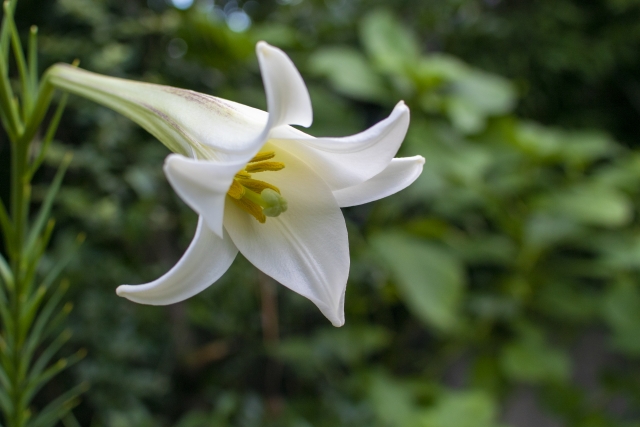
2, 0, 640, 425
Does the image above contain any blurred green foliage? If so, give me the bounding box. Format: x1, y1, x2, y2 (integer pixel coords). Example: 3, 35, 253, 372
3, 0, 640, 426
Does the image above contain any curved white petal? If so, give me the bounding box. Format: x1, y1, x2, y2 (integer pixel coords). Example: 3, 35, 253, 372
275, 102, 410, 190
48, 65, 266, 162
116, 217, 238, 305
224, 145, 349, 326
164, 154, 243, 238
257, 41, 312, 129
50, 42, 312, 164
333, 156, 425, 207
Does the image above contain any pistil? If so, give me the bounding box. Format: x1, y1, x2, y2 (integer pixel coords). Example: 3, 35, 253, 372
227, 151, 288, 223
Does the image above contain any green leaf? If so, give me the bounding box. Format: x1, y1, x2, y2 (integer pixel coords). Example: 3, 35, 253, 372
513, 122, 618, 165
536, 184, 632, 228
4, 1, 31, 117
0, 252, 12, 290
24, 152, 73, 259
0, 198, 12, 244
500, 327, 570, 384
309, 47, 388, 102
26, 329, 72, 384
360, 10, 420, 75
29, 93, 69, 178
28, 382, 88, 427
447, 72, 515, 134
419, 391, 502, 427
25, 349, 86, 405
23, 281, 71, 367
371, 231, 465, 331
602, 281, 640, 355
368, 372, 419, 427
276, 324, 390, 368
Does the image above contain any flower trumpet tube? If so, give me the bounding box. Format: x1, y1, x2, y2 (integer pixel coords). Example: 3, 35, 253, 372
47, 42, 424, 326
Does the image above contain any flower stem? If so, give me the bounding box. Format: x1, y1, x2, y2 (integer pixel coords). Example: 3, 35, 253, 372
0, 11, 75, 425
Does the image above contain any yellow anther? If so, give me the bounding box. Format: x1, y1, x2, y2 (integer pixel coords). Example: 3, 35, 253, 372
249, 151, 276, 163
227, 180, 245, 199
245, 161, 285, 173
237, 178, 281, 194
229, 197, 266, 223
226, 150, 288, 223
235, 171, 252, 179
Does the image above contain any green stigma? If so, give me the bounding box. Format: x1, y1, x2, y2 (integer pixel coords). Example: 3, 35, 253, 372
261, 189, 288, 217
242, 188, 288, 218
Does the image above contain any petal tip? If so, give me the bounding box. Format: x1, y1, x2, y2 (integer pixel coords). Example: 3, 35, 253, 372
394, 101, 410, 117
115, 284, 132, 299
331, 316, 345, 327
256, 40, 272, 55
256, 40, 313, 129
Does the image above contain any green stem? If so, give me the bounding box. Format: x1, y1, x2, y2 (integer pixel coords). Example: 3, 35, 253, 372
8, 131, 28, 427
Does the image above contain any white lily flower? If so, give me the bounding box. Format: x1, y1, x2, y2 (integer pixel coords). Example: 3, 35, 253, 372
48, 42, 424, 326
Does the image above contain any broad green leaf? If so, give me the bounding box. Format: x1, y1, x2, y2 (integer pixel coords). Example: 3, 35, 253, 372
419, 391, 502, 427
416, 55, 515, 133
500, 328, 570, 384
445, 71, 515, 134
524, 214, 584, 249
536, 184, 632, 228
602, 281, 640, 355
360, 10, 420, 75
368, 372, 419, 427
535, 281, 599, 322
309, 47, 388, 102
275, 325, 390, 370
371, 231, 465, 331
446, 97, 485, 135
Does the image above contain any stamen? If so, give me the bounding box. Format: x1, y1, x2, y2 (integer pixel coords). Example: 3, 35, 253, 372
226, 150, 288, 223
245, 161, 285, 173
242, 188, 288, 217
235, 171, 252, 179
227, 180, 245, 199
249, 151, 275, 163
237, 178, 281, 194
229, 197, 266, 223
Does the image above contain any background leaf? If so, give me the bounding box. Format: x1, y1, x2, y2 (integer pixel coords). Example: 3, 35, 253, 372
371, 231, 465, 332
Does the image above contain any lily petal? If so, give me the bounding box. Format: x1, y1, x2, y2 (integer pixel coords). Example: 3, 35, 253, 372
48, 65, 266, 162
164, 154, 243, 238
275, 101, 410, 190
224, 144, 349, 326
333, 156, 425, 207
116, 217, 238, 305
257, 41, 313, 129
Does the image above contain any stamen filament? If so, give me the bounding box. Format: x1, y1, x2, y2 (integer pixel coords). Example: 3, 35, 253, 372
237, 178, 281, 194
242, 188, 269, 209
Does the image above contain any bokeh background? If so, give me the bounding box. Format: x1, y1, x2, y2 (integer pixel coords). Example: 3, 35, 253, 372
2, 0, 640, 425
